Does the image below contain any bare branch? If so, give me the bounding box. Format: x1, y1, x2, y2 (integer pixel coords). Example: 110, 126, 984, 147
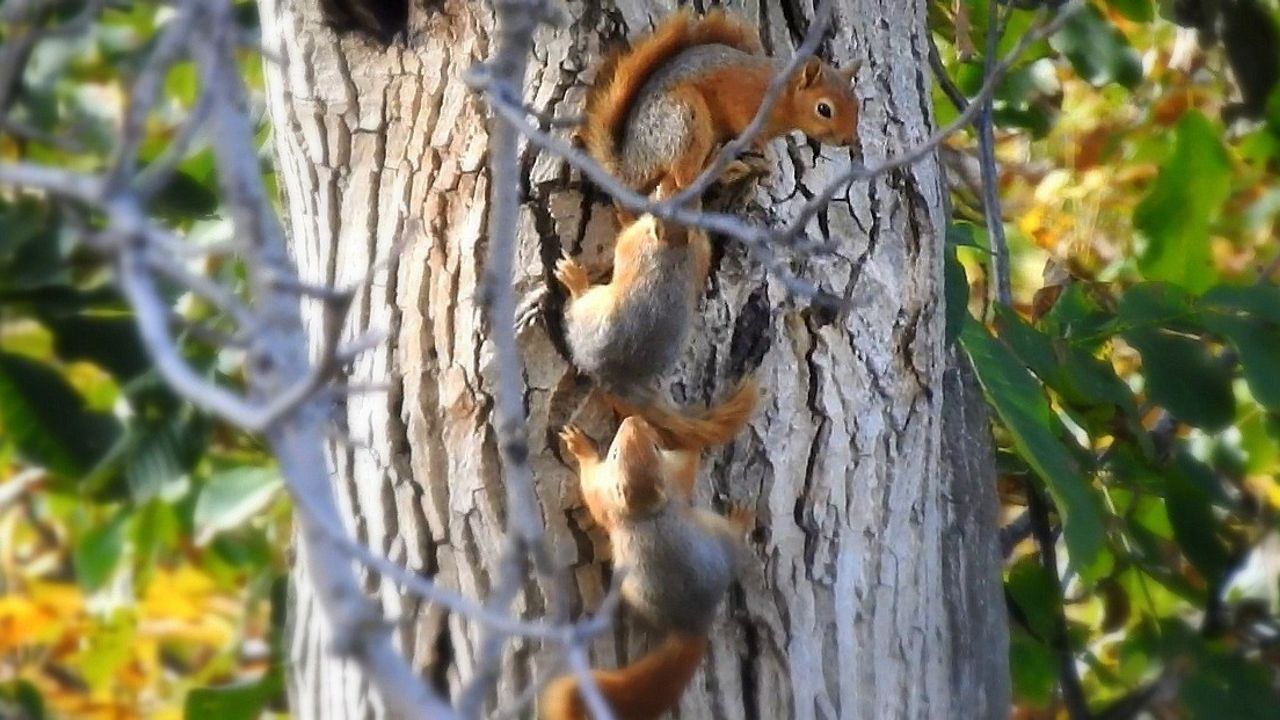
134, 87, 215, 199
0, 468, 45, 512
108, 0, 199, 190
180, 3, 454, 715
460, 0, 588, 714
144, 239, 256, 328
0, 162, 104, 204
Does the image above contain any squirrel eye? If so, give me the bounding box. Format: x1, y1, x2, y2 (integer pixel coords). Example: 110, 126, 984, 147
816, 101, 833, 119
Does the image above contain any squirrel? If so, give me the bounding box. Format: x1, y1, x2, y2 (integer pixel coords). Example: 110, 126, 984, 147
542, 416, 752, 720
556, 212, 760, 451
581, 9, 861, 199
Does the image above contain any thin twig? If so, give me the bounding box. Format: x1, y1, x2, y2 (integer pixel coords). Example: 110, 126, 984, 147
979, 0, 1012, 307
927, 35, 969, 113
1026, 484, 1091, 720
134, 87, 215, 199
108, 0, 198, 191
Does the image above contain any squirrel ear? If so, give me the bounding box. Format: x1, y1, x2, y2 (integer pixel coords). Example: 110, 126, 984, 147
839, 61, 861, 84
797, 58, 823, 89
648, 216, 666, 243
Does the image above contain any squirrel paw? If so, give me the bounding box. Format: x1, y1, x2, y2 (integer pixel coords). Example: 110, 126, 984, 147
514, 286, 547, 335
718, 153, 770, 187
559, 425, 596, 462
554, 254, 592, 299
724, 503, 756, 534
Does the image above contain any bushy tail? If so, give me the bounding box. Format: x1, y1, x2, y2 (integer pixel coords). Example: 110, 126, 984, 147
604, 377, 759, 451
581, 10, 763, 177
540, 633, 708, 720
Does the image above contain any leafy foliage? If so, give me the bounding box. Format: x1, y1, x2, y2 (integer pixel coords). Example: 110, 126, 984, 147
0, 3, 286, 718
936, 0, 1280, 715
2, 0, 1279, 717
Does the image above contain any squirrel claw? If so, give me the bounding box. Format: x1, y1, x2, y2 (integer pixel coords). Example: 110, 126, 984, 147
559, 425, 596, 462
718, 153, 769, 187
724, 503, 756, 534
554, 254, 591, 298
515, 286, 547, 334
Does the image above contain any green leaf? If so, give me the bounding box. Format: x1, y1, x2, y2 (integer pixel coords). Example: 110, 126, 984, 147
1182, 644, 1280, 719
1052, 4, 1143, 88
78, 611, 136, 692
0, 679, 46, 720
1205, 314, 1280, 411
1108, 0, 1154, 22
148, 169, 219, 218
1133, 112, 1231, 293
1009, 630, 1057, 708
185, 671, 282, 720
1006, 558, 1061, 640
1123, 327, 1234, 430
1238, 407, 1280, 474
74, 511, 128, 592
1044, 283, 1116, 349
1165, 453, 1232, 590
1203, 284, 1280, 325
0, 198, 66, 291
39, 308, 151, 382
124, 414, 206, 503
0, 352, 123, 480
961, 318, 1108, 579
132, 499, 179, 590
1118, 283, 1199, 330
194, 468, 281, 544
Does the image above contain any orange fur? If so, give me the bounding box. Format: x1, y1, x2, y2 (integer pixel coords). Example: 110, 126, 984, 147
602, 377, 759, 452
581, 9, 765, 179
540, 634, 708, 720
581, 9, 860, 195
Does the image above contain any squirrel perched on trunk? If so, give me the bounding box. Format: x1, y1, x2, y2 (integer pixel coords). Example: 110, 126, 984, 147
542, 417, 752, 720
556, 213, 759, 450
581, 9, 861, 198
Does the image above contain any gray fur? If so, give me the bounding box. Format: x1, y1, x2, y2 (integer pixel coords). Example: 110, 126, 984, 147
619, 44, 773, 186
564, 240, 698, 394
612, 508, 741, 635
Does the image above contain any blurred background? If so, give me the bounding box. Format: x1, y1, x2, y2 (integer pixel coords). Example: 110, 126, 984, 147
0, 0, 1278, 718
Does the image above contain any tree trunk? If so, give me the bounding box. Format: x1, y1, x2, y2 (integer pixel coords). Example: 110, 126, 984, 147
258, 0, 1009, 718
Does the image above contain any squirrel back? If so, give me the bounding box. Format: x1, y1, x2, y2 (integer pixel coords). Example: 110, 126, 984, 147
582, 9, 860, 195
559, 215, 710, 394
581, 10, 765, 189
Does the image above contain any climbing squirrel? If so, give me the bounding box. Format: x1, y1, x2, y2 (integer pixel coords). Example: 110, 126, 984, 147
556, 213, 759, 450
542, 416, 752, 720
581, 9, 861, 198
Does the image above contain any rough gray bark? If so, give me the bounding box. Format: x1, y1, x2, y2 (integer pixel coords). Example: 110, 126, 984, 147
258, 0, 1010, 718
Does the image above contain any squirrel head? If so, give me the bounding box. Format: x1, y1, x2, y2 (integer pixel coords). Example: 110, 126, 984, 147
608, 415, 668, 515
787, 58, 861, 148
616, 213, 698, 250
